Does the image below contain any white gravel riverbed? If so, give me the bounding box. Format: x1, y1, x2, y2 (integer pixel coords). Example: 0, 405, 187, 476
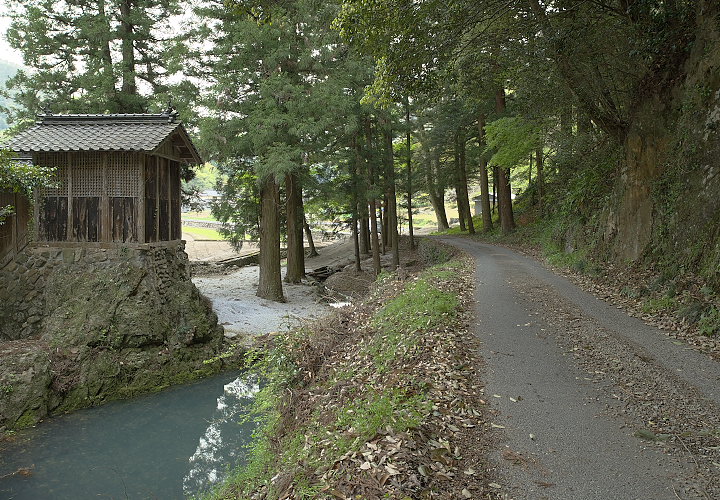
192, 265, 334, 341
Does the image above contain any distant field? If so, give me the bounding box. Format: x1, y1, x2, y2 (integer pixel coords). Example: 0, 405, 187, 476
182, 226, 224, 241
183, 210, 218, 222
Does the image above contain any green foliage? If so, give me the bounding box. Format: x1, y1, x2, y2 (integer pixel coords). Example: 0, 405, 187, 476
0, 148, 56, 224
641, 296, 679, 314
0, 60, 20, 129
698, 307, 720, 337
336, 387, 430, 437
210, 160, 261, 248
484, 117, 541, 168
3, 0, 182, 120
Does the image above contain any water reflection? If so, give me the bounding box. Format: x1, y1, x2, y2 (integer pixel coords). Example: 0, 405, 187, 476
0, 371, 258, 499
183, 374, 260, 496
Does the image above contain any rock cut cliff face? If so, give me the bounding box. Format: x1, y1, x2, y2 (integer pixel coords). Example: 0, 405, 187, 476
599, 1, 720, 284
0, 243, 225, 430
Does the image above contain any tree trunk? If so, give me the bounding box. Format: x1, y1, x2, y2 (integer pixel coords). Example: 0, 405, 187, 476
427, 156, 449, 231
381, 198, 387, 253
351, 213, 361, 271
495, 87, 515, 233
453, 137, 466, 231
350, 137, 362, 271
477, 113, 493, 232
405, 100, 415, 250
354, 133, 370, 255
498, 167, 515, 234
365, 118, 382, 275
455, 186, 466, 230
453, 134, 466, 231
492, 167, 498, 214
257, 176, 284, 302
303, 215, 319, 258
97, 0, 116, 108
284, 172, 304, 283
384, 120, 400, 267
536, 146, 545, 216
369, 197, 382, 275
359, 210, 370, 254
458, 131, 475, 235
118, 0, 139, 111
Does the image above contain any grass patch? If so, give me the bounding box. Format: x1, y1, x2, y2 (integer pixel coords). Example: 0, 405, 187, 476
698, 306, 720, 337
641, 296, 679, 314
184, 210, 218, 222
182, 226, 224, 241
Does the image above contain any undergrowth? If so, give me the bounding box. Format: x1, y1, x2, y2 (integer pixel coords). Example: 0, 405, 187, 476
202, 256, 465, 499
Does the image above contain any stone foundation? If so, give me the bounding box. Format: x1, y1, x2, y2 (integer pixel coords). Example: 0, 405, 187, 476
0, 242, 226, 430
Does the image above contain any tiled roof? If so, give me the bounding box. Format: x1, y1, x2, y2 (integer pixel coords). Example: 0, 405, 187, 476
4, 112, 202, 163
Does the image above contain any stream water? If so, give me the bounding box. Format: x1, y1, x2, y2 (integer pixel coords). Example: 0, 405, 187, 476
0, 371, 259, 499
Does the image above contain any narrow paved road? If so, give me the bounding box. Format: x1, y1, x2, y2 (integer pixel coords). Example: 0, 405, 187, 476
441, 237, 720, 500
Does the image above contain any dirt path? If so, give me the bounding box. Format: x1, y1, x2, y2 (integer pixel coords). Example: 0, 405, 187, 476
440, 237, 720, 499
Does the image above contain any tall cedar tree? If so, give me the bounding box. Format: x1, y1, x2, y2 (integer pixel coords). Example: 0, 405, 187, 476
192, 0, 373, 300
3, 0, 180, 120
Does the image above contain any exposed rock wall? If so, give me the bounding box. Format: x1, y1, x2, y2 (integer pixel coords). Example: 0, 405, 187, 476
0, 243, 225, 430
590, 1, 720, 280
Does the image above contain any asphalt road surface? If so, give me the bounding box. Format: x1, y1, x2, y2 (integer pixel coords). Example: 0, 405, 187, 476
440, 237, 720, 500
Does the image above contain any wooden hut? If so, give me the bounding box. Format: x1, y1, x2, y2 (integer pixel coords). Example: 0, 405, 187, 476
1, 110, 201, 261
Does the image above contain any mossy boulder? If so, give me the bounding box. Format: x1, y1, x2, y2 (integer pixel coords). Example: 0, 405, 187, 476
0, 244, 227, 430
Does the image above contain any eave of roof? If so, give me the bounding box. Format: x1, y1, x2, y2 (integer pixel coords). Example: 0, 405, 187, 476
3, 112, 203, 164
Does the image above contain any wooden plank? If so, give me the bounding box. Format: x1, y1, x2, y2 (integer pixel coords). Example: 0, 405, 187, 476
72, 197, 86, 241
16, 195, 29, 249
101, 152, 109, 242
0, 192, 13, 259
41, 197, 55, 241
138, 154, 146, 243
11, 192, 17, 254
111, 197, 122, 242
145, 156, 158, 242
66, 153, 73, 241
159, 200, 170, 241
167, 160, 173, 240
87, 197, 99, 242
155, 156, 160, 239
125, 197, 136, 242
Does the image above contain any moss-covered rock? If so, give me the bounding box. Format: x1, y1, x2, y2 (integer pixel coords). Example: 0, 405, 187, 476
0, 243, 227, 430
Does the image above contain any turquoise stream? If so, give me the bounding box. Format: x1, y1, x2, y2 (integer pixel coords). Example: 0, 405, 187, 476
0, 371, 258, 499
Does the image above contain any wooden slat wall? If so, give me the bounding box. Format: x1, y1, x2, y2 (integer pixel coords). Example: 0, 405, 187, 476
72, 197, 100, 242
170, 161, 181, 240
26, 150, 185, 247
0, 191, 15, 260
41, 196, 69, 241
145, 156, 158, 242
110, 197, 137, 242
158, 157, 170, 241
